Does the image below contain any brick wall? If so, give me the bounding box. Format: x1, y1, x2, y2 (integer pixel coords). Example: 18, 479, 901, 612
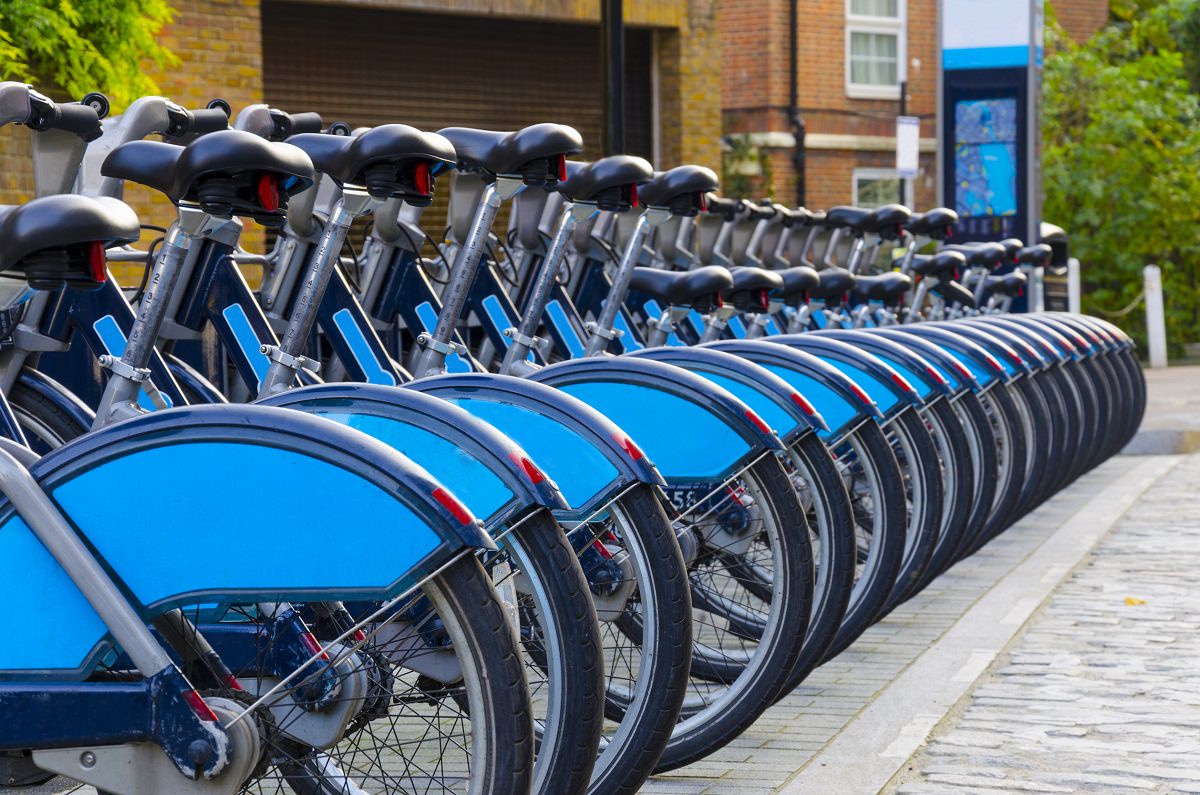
720, 0, 940, 209
1053, 0, 1109, 43
0, 0, 265, 277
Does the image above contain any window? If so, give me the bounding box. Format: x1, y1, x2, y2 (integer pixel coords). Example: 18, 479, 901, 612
853, 168, 914, 209
846, 0, 906, 99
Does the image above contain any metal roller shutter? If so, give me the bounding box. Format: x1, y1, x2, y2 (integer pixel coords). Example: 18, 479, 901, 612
261, 2, 654, 160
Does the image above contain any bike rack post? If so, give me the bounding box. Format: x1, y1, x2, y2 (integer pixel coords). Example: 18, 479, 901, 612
1144, 264, 1168, 369
1067, 257, 1081, 314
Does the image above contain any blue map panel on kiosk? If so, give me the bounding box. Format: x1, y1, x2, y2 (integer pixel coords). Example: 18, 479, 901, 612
954, 98, 1018, 218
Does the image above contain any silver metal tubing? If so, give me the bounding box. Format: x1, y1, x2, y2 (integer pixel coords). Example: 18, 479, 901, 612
499, 202, 599, 375
259, 191, 379, 397
0, 445, 175, 676
414, 177, 524, 377
583, 208, 662, 357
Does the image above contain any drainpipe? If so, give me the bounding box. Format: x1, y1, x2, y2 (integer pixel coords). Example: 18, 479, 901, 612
602, 0, 626, 156
789, 0, 806, 207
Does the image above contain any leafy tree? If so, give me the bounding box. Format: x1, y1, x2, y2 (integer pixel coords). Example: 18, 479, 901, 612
1044, 0, 1200, 355
0, 0, 177, 108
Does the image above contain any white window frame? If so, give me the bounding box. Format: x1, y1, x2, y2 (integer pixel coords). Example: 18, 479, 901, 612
845, 0, 907, 100
852, 167, 914, 208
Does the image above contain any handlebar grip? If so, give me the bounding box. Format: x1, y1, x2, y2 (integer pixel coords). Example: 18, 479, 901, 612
43, 102, 103, 141
287, 112, 323, 134
188, 107, 230, 135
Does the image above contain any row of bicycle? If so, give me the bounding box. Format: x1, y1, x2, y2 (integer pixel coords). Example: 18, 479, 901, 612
0, 83, 1143, 795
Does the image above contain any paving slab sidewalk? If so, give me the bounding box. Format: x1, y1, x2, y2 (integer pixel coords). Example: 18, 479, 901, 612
884, 452, 1200, 795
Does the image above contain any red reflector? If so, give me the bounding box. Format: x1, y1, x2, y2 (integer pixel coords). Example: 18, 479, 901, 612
182, 689, 219, 722
414, 161, 431, 195
613, 433, 644, 462
984, 353, 1005, 374
354, 628, 367, 642
554, 154, 567, 182
714, 291, 724, 309
433, 487, 474, 525
508, 451, 546, 484
224, 673, 245, 692
890, 372, 917, 395
629, 182, 639, 208
256, 173, 279, 212
745, 409, 772, 435
790, 392, 817, 416
698, 192, 708, 212
951, 360, 973, 380
849, 382, 874, 408
925, 365, 949, 386
85, 241, 107, 283
760, 289, 770, 310
300, 631, 330, 661
592, 539, 614, 559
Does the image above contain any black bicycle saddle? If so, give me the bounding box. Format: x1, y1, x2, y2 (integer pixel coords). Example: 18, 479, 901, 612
942, 242, 1007, 269
557, 155, 653, 210
775, 265, 820, 300
809, 267, 856, 299
982, 270, 1028, 297
904, 207, 958, 240
287, 124, 456, 204
629, 265, 733, 310
727, 266, 784, 312
638, 166, 720, 215
102, 129, 314, 224
851, 272, 913, 303
909, 249, 966, 278
826, 204, 911, 237
932, 279, 977, 308
437, 124, 583, 185
0, 195, 139, 290
1016, 243, 1053, 266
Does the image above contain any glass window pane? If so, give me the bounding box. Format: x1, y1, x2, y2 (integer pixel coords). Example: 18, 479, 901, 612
856, 176, 900, 208
850, 31, 898, 86
850, 0, 898, 18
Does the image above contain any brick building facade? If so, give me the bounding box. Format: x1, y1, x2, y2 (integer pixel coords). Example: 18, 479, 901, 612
0, 0, 1109, 225
719, 0, 1110, 211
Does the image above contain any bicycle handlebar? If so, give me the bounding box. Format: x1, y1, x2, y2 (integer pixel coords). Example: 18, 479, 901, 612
23, 88, 103, 141
164, 102, 230, 139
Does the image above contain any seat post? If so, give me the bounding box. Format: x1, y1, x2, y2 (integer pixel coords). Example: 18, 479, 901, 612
414, 176, 524, 377
583, 206, 671, 356
93, 204, 224, 428
498, 201, 599, 376
258, 188, 380, 397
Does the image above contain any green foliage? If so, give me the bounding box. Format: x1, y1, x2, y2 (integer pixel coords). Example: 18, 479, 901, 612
0, 0, 177, 109
1043, 0, 1200, 354
722, 135, 776, 200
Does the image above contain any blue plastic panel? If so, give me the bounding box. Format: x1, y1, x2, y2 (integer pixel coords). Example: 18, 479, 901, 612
52, 442, 442, 609
556, 381, 752, 480
0, 515, 107, 672
692, 371, 799, 438
306, 411, 513, 521
447, 397, 619, 508
760, 365, 859, 440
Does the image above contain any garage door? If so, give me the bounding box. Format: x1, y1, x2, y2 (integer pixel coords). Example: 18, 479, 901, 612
262, 2, 655, 161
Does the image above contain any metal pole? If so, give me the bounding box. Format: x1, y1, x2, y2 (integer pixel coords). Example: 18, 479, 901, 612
601, 0, 625, 156
1144, 264, 1168, 369
1067, 257, 1081, 314
789, 0, 806, 207
898, 79, 908, 205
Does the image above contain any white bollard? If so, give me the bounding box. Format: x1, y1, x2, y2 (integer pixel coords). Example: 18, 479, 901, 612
1144, 264, 1168, 369
1031, 266, 1045, 312
1067, 257, 1081, 314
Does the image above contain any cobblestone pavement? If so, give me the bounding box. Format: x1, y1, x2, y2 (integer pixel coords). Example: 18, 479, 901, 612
642, 454, 1152, 794
885, 453, 1200, 795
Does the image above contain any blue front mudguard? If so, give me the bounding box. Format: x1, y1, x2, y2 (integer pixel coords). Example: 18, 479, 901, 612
626, 345, 829, 443
883, 326, 1011, 388
256, 383, 568, 530
405, 372, 664, 521
704, 339, 881, 443
0, 404, 490, 679
527, 356, 783, 484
